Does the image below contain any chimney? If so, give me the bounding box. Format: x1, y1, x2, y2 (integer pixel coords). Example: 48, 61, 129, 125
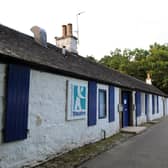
146, 72, 152, 85
67, 23, 72, 36
62, 25, 67, 37
31, 26, 47, 47
55, 23, 78, 53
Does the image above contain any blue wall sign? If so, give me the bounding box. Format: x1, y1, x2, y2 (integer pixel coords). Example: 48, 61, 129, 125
67, 80, 88, 120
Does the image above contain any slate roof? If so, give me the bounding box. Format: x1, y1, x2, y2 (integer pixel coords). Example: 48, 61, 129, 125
0, 24, 166, 96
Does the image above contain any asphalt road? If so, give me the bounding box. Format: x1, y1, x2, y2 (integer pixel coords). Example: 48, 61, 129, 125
79, 117, 168, 168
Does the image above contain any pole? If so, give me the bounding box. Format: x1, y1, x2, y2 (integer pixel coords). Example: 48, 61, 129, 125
76, 11, 85, 44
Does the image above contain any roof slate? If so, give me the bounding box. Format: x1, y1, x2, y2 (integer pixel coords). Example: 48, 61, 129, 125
0, 24, 166, 96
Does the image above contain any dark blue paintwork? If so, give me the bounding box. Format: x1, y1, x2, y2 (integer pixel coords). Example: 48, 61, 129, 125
157, 96, 159, 113
152, 95, 155, 114
109, 86, 115, 122
135, 91, 141, 117
88, 81, 97, 126
4, 64, 30, 142
122, 91, 129, 127
145, 94, 149, 115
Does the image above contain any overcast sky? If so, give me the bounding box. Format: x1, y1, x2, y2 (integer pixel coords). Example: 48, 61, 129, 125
1, 0, 168, 59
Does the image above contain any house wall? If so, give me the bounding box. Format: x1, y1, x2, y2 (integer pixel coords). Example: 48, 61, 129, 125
56, 37, 77, 53
0, 69, 120, 168
132, 91, 136, 126
165, 98, 168, 116
135, 93, 164, 125
0, 64, 6, 144
0, 64, 166, 168
147, 94, 153, 121
137, 92, 147, 125
150, 96, 164, 120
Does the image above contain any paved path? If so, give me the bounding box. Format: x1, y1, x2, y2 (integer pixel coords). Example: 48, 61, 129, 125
79, 118, 168, 168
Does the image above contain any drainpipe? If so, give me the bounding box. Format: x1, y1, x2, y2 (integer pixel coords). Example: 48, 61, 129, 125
101, 129, 106, 140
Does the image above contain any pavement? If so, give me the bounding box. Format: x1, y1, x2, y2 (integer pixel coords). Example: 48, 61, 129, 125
78, 117, 168, 168
31, 133, 133, 168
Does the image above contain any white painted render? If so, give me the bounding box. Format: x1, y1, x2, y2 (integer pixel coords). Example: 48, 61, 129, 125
0, 64, 166, 168
56, 37, 78, 53
150, 96, 164, 120
0, 64, 6, 144
132, 91, 136, 126
165, 98, 168, 116
0, 69, 120, 168
137, 93, 147, 125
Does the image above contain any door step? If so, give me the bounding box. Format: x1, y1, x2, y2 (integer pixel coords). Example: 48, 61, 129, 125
148, 120, 160, 124
120, 126, 146, 134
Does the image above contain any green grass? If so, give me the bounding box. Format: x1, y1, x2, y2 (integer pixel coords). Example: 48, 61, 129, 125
34, 133, 133, 168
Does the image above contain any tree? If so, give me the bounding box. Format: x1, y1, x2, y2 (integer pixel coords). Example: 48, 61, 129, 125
98, 45, 168, 94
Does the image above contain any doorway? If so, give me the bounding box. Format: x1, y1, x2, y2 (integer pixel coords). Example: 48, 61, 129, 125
122, 91, 133, 127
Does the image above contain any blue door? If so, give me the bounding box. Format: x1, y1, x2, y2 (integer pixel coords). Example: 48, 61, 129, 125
122, 91, 130, 127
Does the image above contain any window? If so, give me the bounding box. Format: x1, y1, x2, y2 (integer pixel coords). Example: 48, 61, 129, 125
98, 89, 107, 119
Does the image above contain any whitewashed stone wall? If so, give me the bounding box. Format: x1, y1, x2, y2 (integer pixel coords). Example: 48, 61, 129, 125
0, 64, 6, 144
147, 95, 164, 121
150, 96, 164, 120
56, 37, 77, 53
147, 94, 153, 121
135, 93, 164, 124
0, 69, 120, 168
165, 98, 168, 116
0, 66, 165, 168
137, 93, 147, 125
132, 91, 136, 126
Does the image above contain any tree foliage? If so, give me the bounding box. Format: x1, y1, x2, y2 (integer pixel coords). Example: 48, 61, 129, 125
98, 43, 168, 94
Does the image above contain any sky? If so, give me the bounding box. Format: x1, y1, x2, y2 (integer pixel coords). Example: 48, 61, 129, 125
1, 0, 168, 59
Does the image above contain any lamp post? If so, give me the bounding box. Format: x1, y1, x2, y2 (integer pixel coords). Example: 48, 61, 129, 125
76, 11, 85, 44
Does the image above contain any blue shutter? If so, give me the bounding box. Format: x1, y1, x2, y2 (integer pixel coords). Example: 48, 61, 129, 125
152, 95, 155, 114
4, 64, 30, 142
88, 81, 97, 126
109, 86, 115, 122
135, 91, 141, 117
145, 94, 148, 115
157, 96, 159, 113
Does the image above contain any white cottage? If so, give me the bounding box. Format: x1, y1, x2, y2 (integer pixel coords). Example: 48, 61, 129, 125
0, 24, 167, 168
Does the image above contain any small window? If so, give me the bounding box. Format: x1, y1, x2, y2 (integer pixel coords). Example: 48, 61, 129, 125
98, 89, 107, 119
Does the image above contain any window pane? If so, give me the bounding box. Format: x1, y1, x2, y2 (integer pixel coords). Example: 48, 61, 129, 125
99, 89, 106, 118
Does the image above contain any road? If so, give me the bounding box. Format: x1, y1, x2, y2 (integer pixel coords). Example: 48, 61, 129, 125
79, 117, 168, 168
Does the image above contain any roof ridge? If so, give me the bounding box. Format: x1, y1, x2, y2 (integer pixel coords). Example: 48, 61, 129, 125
0, 24, 167, 97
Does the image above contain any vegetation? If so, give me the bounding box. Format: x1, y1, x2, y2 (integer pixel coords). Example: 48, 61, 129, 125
91, 43, 168, 94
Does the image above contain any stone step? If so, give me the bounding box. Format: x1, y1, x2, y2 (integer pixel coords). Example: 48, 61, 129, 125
120, 126, 147, 134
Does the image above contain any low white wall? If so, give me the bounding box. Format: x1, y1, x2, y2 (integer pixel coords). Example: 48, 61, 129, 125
0, 69, 120, 168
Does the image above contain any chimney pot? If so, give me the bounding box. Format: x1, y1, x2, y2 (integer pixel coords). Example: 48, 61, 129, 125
67, 23, 73, 36
62, 25, 67, 37
146, 72, 152, 85
55, 23, 77, 53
